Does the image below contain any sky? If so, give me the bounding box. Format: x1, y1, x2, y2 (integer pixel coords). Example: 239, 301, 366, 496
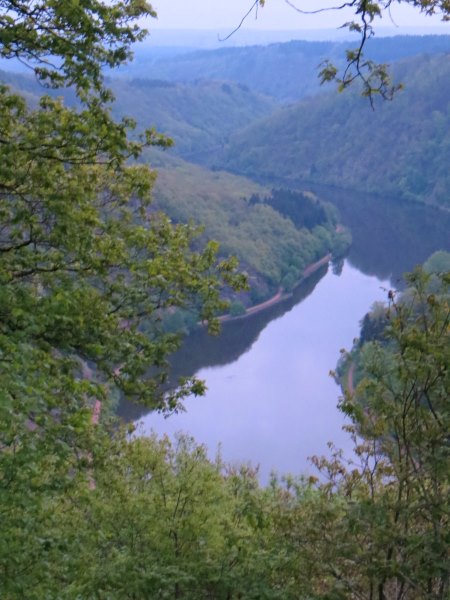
149, 0, 449, 31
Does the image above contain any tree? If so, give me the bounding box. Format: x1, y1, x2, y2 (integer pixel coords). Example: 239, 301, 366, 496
293, 268, 450, 600
0, 0, 246, 406
0, 2, 246, 593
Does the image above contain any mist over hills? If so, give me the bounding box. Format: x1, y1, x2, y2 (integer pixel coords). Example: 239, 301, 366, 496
111, 78, 276, 160
123, 35, 450, 102
0, 70, 276, 161
2, 34, 449, 231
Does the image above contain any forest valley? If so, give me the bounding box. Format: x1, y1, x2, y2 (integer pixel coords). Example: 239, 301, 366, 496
0, 1, 449, 598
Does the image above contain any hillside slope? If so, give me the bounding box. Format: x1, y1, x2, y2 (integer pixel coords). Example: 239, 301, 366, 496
111, 78, 277, 160
216, 53, 450, 208
0, 68, 346, 303
147, 152, 348, 303
0, 70, 277, 162
124, 36, 450, 102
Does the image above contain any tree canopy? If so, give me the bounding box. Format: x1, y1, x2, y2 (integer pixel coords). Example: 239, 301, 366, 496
2, 266, 448, 598
0, 4, 246, 591
0, 1, 246, 413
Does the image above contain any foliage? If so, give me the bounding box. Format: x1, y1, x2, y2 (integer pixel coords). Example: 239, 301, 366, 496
2, 2, 449, 597
0, 68, 348, 306
424, 250, 450, 275
249, 188, 330, 229
68, 434, 283, 599
228, 300, 246, 316
1, 424, 287, 598
151, 155, 348, 296
331, 268, 450, 599
5, 267, 448, 598
264, 1, 450, 101
359, 301, 390, 345
0, 0, 154, 98
0, 4, 246, 593
284, 268, 450, 600
0, 1, 248, 410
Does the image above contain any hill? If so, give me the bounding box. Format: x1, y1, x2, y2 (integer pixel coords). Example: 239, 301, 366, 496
0, 68, 347, 308
111, 78, 277, 160
215, 53, 450, 208
147, 152, 349, 309
123, 35, 450, 102
0, 70, 277, 161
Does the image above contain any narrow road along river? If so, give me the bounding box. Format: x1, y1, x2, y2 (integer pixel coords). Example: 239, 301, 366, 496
136, 261, 389, 482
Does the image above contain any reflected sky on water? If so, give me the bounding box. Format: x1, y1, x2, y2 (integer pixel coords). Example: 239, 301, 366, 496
125, 187, 450, 482
136, 261, 390, 481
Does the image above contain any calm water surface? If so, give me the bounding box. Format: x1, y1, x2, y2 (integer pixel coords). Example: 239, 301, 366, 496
136, 261, 389, 480
123, 188, 450, 481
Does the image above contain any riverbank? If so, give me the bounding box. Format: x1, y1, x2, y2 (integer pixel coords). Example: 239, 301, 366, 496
93, 254, 332, 424
218, 253, 331, 323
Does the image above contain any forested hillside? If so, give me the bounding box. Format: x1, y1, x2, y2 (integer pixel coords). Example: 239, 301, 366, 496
0, 69, 347, 307
111, 78, 276, 159
5, 38, 450, 209
125, 35, 450, 102
0, 70, 276, 160
217, 53, 450, 208
148, 152, 349, 304
2, 0, 449, 597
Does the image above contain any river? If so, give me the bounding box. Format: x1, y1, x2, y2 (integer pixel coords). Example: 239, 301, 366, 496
119, 187, 450, 482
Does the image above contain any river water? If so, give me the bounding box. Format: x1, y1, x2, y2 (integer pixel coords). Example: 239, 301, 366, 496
135, 261, 389, 480
120, 186, 450, 481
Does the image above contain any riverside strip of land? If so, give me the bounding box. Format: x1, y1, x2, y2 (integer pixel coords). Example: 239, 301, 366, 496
219, 253, 331, 323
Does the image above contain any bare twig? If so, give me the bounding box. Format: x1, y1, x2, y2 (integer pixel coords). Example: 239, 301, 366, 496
218, 0, 261, 42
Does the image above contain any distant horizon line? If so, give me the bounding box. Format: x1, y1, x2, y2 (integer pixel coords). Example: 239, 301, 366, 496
143, 26, 450, 46
149, 26, 450, 32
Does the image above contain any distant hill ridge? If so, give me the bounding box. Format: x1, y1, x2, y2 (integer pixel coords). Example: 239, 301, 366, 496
125, 35, 450, 102
213, 52, 450, 209
0, 69, 276, 160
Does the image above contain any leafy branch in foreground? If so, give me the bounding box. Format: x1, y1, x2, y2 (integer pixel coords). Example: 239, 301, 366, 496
321, 268, 450, 599
232, 0, 448, 103
0, 3, 246, 591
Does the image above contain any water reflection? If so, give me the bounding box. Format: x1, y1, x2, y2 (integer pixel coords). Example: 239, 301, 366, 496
322, 187, 450, 285
133, 263, 390, 482
118, 264, 328, 422
263, 179, 450, 285
119, 187, 450, 480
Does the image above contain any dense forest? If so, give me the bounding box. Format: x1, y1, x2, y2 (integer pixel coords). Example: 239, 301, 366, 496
5, 36, 450, 209
150, 157, 349, 304
124, 38, 450, 209
216, 53, 450, 208
0, 69, 276, 160
0, 0, 449, 598
123, 35, 450, 102
2, 69, 349, 309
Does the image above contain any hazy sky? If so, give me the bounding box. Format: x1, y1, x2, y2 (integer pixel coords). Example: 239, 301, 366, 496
150, 0, 448, 31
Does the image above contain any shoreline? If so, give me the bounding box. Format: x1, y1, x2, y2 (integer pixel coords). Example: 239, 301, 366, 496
93, 253, 332, 423
218, 252, 331, 324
